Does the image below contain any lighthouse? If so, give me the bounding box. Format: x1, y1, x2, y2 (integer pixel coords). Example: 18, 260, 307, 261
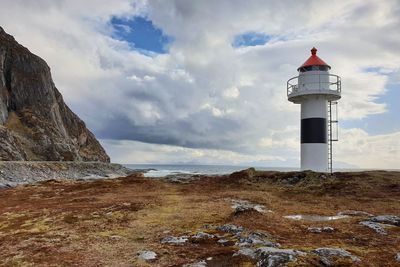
287, 47, 341, 172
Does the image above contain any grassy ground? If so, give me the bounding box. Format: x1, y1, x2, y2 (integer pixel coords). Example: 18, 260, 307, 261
0, 170, 399, 266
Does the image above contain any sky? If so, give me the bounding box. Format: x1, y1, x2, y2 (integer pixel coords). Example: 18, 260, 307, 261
0, 0, 399, 169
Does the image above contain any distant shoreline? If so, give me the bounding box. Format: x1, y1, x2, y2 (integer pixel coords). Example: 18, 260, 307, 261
124, 163, 400, 177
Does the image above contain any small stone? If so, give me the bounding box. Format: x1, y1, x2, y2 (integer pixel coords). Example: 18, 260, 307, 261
191, 232, 215, 240
217, 224, 244, 235
182, 260, 207, 267
313, 248, 360, 266
217, 239, 233, 246
281, 176, 301, 184
206, 257, 213, 261
284, 214, 349, 221
109, 235, 122, 240
359, 221, 387, 235
137, 250, 157, 261
233, 247, 257, 259
307, 227, 335, 233
319, 174, 328, 180
217, 238, 229, 243
161, 236, 188, 245
237, 232, 279, 248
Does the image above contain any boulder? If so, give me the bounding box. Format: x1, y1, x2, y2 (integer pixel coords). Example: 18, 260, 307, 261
237, 232, 279, 248
230, 199, 271, 214
313, 248, 360, 266
137, 250, 157, 261
217, 224, 244, 235
161, 235, 188, 245
359, 221, 387, 235
256, 247, 306, 267
191, 232, 215, 240
369, 215, 400, 226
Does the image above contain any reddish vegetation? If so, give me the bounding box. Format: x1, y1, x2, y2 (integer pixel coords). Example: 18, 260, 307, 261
0, 170, 399, 266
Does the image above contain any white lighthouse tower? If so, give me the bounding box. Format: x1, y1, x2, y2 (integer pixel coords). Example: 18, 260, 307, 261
287, 47, 341, 172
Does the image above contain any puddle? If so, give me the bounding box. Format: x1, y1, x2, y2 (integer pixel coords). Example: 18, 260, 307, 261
284, 214, 350, 221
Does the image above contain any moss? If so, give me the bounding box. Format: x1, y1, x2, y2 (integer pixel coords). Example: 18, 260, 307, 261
4, 253, 35, 267
96, 228, 130, 238
20, 217, 52, 233
0, 220, 10, 231
104, 211, 131, 223
239, 261, 256, 267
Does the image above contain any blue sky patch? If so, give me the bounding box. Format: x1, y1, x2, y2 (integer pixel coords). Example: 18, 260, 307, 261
232, 32, 273, 47
342, 82, 400, 135
110, 16, 173, 54
364, 67, 382, 73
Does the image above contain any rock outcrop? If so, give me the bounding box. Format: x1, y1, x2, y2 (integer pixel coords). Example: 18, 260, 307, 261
0, 26, 109, 162
0, 161, 133, 188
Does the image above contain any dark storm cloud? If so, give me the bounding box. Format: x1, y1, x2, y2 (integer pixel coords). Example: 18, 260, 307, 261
96, 110, 244, 150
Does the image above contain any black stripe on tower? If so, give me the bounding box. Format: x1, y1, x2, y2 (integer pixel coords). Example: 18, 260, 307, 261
301, 118, 327, 143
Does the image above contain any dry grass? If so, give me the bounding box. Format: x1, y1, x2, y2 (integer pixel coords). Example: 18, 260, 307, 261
0, 170, 399, 266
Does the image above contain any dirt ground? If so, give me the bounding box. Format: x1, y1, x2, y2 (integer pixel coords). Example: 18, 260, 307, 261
0, 169, 399, 267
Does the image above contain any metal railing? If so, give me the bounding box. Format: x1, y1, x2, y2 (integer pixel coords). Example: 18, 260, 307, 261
287, 74, 341, 97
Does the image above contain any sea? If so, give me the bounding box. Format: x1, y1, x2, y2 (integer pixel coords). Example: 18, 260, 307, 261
123, 164, 298, 177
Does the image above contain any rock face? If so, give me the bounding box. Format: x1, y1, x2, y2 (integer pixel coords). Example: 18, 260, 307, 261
0, 26, 109, 162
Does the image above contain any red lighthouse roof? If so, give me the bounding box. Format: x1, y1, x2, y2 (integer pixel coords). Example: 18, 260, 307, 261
297, 47, 331, 71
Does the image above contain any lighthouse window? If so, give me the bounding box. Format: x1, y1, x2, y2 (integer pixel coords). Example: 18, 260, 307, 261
299, 66, 329, 72
299, 66, 313, 72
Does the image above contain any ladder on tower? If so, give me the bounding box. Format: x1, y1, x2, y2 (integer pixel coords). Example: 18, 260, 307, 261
327, 101, 338, 174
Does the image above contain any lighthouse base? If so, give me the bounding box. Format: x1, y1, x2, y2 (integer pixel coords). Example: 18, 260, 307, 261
301, 143, 328, 172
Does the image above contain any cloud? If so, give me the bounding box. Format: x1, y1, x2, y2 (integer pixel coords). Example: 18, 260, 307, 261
0, 0, 399, 168
336, 128, 400, 169
101, 139, 287, 166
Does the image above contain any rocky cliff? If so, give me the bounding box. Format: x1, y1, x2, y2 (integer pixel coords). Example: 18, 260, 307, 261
0, 26, 109, 162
